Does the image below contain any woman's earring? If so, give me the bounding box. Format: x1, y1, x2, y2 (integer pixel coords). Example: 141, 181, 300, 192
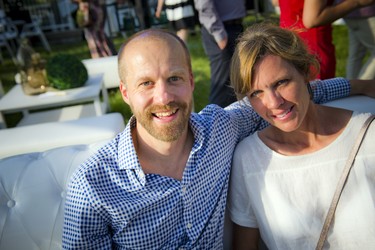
307, 83, 313, 100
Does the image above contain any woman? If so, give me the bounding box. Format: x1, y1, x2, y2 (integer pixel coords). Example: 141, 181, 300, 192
336, 0, 375, 79
155, 0, 196, 43
277, 0, 375, 79
75, 0, 116, 58
228, 22, 375, 249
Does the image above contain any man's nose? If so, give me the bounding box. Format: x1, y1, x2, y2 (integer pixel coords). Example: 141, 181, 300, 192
154, 81, 174, 105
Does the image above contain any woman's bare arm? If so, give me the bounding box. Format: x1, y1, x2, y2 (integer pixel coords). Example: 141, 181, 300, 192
232, 222, 260, 250
303, 0, 375, 28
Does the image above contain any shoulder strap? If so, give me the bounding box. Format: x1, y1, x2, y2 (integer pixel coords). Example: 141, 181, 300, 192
316, 114, 375, 250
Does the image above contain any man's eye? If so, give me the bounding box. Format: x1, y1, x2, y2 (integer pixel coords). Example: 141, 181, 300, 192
169, 76, 181, 82
141, 81, 152, 87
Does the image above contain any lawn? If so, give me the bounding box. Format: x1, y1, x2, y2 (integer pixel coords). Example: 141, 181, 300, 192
0, 14, 349, 127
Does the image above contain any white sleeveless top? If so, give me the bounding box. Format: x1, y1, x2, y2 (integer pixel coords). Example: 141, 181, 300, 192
228, 112, 375, 249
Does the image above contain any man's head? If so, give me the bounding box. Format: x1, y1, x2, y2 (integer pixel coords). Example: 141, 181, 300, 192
118, 29, 195, 142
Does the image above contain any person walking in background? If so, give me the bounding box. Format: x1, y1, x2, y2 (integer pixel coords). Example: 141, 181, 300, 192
228, 22, 375, 249
155, 0, 196, 43
74, 0, 116, 58
337, 1, 375, 79
194, 0, 246, 107
277, 0, 375, 79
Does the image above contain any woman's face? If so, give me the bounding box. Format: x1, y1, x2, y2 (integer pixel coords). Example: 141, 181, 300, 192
247, 54, 311, 132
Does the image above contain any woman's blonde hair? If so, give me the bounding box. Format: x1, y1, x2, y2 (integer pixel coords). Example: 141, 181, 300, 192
230, 22, 320, 99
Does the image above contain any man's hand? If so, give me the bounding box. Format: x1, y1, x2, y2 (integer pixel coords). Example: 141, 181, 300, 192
350, 79, 375, 98
217, 37, 228, 50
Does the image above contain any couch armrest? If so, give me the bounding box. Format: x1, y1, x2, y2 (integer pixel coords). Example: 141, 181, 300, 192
0, 112, 125, 159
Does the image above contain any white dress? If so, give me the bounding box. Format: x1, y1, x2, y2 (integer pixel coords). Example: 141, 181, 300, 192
228, 112, 375, 250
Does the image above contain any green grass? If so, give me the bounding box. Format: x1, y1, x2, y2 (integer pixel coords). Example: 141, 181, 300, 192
333, 24, 349, 77
0, 15, 349, 127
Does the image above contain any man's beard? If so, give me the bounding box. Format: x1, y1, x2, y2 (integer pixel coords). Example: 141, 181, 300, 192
131, 100, 192, 142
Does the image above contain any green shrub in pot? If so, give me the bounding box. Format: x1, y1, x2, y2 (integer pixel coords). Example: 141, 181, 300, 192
46, 54, 88, 90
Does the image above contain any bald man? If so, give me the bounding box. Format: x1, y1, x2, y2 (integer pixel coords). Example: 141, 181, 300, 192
62, 29, 359, 249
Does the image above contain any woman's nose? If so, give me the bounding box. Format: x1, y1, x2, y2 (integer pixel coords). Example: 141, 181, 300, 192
265, 90, 284, 109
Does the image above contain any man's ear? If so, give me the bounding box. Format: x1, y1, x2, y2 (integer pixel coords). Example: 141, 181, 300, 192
119, 81, 130, 105
190, 71, 195, 92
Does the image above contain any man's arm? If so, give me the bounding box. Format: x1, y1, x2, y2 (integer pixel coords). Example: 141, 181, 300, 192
194, 0, 227, 47
311, 77, 375, 104
225, 77, 372, 137
227, 77, 353, 135
310, 77, 350, 104
63, 180, 111, 249
349, 79, 375, 98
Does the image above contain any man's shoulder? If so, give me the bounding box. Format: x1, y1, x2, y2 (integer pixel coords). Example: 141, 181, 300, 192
71, 137, 121, 183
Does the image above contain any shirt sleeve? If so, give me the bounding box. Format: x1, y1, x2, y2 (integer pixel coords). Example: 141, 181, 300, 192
311, 77, 350, 104
193, 0, 227, 43
63, 179, 112, 249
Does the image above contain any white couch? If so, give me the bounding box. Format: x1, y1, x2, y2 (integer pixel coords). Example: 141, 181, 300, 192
0, 96, 374, 250
82, 56, 120, 90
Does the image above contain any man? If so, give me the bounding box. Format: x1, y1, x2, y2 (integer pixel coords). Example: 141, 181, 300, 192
62, 29, 371, 249
194, 0, 246, 107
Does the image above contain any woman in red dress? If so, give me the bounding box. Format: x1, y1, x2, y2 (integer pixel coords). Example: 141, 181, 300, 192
278, 0, 375, 79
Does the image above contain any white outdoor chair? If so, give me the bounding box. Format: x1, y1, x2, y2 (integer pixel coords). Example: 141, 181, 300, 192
0, 10, 18, 64
0, 9, 51, 54
18, 15, 51, 52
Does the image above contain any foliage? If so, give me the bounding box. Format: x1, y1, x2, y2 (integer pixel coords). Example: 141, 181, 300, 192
45, 54, 88, 90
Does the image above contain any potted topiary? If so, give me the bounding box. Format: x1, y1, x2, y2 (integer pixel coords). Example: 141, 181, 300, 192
45, 54, 88, 90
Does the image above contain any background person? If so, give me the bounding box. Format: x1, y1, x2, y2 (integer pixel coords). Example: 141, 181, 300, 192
193, 0, 246, 107
155, 0, 196, 43
336, 1, 375, 79
277, 0, 375, 79
74, 0, 116, 58
228, 22, 375, 249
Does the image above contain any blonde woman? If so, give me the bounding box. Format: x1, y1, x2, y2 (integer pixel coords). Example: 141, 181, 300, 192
228, 22, 375, 249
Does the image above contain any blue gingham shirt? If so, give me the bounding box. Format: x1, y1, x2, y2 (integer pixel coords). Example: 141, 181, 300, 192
63, 78, 349, 249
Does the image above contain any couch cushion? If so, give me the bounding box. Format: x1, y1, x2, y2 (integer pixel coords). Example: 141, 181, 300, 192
0, 142, 107, 250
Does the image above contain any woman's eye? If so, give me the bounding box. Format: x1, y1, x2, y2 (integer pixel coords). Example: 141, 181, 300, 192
249, 90, 261, 98
276, 79, 289, 87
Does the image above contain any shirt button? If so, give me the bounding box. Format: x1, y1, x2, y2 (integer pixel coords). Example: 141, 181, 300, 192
182, 186, 186, 194
186, 223, 192, 229
7, 200, 15, 208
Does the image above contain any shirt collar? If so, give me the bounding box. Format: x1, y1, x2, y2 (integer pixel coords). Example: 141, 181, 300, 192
117, 116, 140, 171
116, 114, 206, 171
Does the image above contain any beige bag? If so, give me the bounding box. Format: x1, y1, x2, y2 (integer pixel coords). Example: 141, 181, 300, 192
316, 115, 375, 250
